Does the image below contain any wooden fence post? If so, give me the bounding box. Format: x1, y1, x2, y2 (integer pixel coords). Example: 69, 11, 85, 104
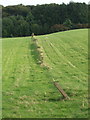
54, 82, 70, 100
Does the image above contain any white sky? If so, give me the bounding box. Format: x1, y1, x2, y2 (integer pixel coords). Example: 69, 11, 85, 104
0, 0, 89, 6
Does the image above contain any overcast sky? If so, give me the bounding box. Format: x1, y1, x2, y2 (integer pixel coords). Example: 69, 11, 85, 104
0, 0, 89, 6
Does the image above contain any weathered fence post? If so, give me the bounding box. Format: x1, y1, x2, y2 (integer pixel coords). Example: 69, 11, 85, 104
54, 82, 70, 100
31, 33, 34, 38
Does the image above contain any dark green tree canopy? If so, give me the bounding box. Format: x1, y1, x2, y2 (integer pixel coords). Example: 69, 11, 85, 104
2, 2, 89, 37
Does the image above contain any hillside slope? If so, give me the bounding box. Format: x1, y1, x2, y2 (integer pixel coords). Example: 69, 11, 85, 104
37, 29, 88, 90
2, 29, 88, 118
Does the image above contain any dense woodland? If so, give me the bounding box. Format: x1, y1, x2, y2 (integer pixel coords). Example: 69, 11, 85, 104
1, 2, 89, 37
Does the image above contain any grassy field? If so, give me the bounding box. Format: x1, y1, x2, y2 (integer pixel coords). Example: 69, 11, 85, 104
0, 38, 2, 119
2, 29, 88, 118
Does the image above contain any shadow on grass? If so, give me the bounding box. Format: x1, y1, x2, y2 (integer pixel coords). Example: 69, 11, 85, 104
48, 97, 64, 101
42, 96, 64, 102
30, 42, 40, 64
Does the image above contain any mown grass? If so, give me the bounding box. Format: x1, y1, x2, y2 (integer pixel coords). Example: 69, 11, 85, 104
0, 38, 2, 119
2, 29, 88, 118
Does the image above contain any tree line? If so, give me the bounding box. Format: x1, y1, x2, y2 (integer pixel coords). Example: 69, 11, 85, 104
1, 2, 89, 37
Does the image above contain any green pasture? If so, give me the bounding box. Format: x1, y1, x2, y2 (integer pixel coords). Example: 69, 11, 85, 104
2, 29, 88, 118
